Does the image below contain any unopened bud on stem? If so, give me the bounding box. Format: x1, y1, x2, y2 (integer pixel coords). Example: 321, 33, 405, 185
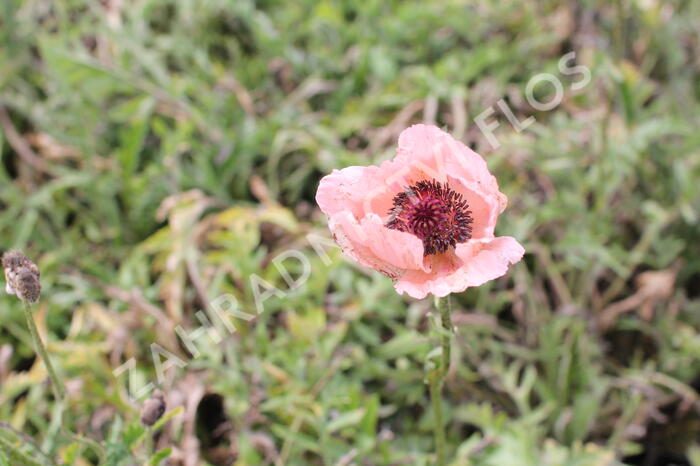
2, 250, 41, 303
141, 390, 166, 427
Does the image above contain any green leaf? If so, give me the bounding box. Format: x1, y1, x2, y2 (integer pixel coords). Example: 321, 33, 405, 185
148, 447, 172, 466
327, 409, 365, 434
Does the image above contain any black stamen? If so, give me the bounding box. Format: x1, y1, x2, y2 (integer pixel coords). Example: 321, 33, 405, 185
386, 180, 473, 256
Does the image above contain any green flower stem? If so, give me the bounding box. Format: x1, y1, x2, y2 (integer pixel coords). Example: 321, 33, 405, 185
22, 303, 105, 459
22, 302, 65, 401
438, 296, 452, 377
429, 295, 453, 466
429, 372, 446, 465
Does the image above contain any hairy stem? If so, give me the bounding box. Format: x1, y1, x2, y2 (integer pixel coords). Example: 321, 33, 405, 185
22, 303, 108, 460
22, 302, 65, 401
438, 295, 452, 377
429, 295, 453, 466
429, 372, 446, 465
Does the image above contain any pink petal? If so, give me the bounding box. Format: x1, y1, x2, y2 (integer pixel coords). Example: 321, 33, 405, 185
446, 174, 506, 239
396, 124, 508, 238
396, 124, 499, 189
316, 165, 377, 219
394, 236, 524, 299
453, 236, 525, 286
316, 160, 412, 222
328, 211, 428, 278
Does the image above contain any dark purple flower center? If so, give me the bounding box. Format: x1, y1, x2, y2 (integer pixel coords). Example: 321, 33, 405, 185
386, 180, 473, 256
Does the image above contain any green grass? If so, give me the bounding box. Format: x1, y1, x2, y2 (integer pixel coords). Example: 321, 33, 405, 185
1, 0, 700, 464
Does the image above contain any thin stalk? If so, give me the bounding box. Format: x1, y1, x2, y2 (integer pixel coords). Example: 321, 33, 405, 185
22, 303, 106, 461
429, 373, 446, 465
63, 429, 106, 462
22, 302, 65, 401
438, 296, 452, 377
429, 295, 453, 466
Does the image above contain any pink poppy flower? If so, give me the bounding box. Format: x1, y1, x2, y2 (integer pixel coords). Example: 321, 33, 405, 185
315, 124, 524, 299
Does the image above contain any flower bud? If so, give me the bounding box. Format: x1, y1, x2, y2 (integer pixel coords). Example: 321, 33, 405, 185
141, 390, 166, 427
2, 250, 41, 303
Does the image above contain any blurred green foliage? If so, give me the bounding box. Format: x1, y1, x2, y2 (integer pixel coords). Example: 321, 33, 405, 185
1, 0, 700, 465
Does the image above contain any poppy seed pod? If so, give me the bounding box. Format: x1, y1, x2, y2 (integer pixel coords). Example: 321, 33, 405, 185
2, 250, 41, 303
141, 390, 166, 427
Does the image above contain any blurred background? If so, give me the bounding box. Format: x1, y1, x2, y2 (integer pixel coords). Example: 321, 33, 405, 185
1, 0, 700, 465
